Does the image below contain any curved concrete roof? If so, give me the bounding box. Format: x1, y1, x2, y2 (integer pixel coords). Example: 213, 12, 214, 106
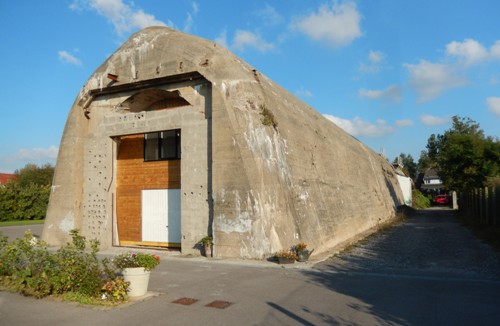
43, 27, 404, 259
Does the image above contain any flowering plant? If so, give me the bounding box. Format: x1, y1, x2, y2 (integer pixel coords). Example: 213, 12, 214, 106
101, 276, 129, 303
292, 242, 307, 253
275, 250, 298, 260
113, 252, 160, 271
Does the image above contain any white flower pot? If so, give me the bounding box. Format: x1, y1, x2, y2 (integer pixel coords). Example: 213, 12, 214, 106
122, 267, 151, 297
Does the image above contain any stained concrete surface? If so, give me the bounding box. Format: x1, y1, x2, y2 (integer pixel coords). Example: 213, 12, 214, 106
1, 208, 499, 325
44, 26, 405, 258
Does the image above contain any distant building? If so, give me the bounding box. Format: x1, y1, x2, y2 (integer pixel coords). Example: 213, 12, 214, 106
0, 173, 16, 186
419, 169, 444, 193
392, 163, 412, 206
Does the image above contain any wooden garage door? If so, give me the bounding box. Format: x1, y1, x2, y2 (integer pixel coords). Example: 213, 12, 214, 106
116, 134, 180, 247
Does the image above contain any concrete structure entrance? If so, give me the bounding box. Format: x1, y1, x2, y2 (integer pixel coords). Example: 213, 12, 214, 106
43, 27, 404, 259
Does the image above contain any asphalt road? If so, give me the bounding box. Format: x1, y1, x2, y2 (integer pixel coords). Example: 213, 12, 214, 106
0, 223, 44, 242
1, 208, 499, 325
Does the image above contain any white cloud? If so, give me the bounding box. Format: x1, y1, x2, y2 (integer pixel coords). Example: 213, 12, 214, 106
131, 10, 167, 30
183, 2, 199, 33
486, 97, 500, 117
404, 60, 466, 102
71, 0, 168, 35
403, 39, 500, 103
359, 50, 385, 73
184, 13, 194, 33
324, 115, 396, 137
0, 146, 58, 172
191, 2, 199, 14
231, 30, 274, 53
358, 63, 380, 74
395, 119, 413, 127
296, 87, 313, 98
58, 50, 82, 66
293, 0, 362, 48
214, 30, 228, 48
491, 41, 500, 58
446, 39, 489, 66
358, 85, 401, 103
256, 4, 283, 26
17, 146, 59, 161
446, 39, 500, 66
420, 114, 450, 126
369, 50, 384, 64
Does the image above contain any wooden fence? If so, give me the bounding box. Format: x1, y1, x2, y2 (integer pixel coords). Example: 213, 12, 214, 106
459, 187, 500, 226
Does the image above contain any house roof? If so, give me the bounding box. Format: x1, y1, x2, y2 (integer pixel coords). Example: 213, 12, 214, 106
423, 169, 440, 179
0, 173, 16, 185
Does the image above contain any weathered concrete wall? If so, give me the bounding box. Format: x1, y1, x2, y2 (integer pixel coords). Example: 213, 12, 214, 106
43, 78, 211, 253
43, 27, 404, 259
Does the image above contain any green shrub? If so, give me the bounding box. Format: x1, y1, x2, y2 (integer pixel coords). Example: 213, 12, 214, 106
0, 229, 128, 304
50, 230, 102, 296
0, 182, 50, 221
412, 189, 431, 209
0, 231, 55, 297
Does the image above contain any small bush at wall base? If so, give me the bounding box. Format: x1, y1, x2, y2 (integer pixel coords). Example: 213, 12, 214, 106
50, 230, 103, 296
0, 229, 129, 305
412, 189, 431, 209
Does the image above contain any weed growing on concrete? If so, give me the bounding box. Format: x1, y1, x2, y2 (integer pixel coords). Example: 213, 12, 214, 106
259, 104, 278, 129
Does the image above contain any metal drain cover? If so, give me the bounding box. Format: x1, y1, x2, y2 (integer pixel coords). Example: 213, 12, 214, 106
205, 300, 233, 309
172, 297, 199, 305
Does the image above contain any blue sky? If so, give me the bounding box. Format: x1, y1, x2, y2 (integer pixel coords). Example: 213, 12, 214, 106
1, 0, 499, 173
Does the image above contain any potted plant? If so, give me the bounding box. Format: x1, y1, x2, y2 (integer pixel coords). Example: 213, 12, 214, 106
275, 250, 298, 264
198, 236, 213, 257
293, 242, 314, 262
113, 252, 160, 297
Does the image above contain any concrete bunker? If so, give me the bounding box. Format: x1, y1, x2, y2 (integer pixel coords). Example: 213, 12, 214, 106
43, 27, 404, 259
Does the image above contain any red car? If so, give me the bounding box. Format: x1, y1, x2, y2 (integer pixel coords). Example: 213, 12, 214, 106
434, 195, 449, 205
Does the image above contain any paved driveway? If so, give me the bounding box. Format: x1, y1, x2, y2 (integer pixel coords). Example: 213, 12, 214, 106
315, 207, 500, 280
1, 209, 499, 325
313, 207, 500, 325
0, 223, 44, 242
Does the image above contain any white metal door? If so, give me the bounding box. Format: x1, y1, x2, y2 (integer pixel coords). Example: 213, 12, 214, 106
141, 189, 181, 244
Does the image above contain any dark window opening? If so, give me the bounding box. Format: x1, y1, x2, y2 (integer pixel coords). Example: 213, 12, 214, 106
119, 89, 191, 113
144, 130, 181, 161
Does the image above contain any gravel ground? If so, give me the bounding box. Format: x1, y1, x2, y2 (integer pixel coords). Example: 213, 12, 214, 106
314, 207, 500, 281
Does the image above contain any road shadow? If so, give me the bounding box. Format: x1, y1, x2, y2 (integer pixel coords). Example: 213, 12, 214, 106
298, 208, 500, 325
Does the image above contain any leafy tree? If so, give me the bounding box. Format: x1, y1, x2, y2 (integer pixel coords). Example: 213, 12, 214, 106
0, 163, 54, 221
393, 153, 417, 180
0, 182, 50, 221
417, 150, 432, 172
423, 116, 500, 191
425, 133, 440, 165
14, 163, 54, 187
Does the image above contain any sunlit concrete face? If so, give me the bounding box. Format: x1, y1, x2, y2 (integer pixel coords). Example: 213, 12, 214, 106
43, 27, 404, 259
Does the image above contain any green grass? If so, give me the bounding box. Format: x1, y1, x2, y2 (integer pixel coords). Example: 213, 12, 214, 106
0, 220, 45, 227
